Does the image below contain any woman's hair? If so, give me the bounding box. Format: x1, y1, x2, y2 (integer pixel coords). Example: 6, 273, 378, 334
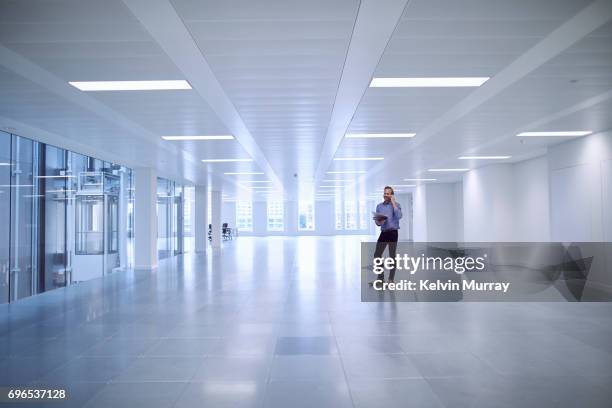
384, 186, 394, 194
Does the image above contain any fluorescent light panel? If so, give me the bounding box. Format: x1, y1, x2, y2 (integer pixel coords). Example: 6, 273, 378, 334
403, 178, 437, 181
345, 133, 415, 138
69, 80, 191, 91
370, 77, 489, 87
428, 168, 469, 172
224, 172, 264, 175
334, 157, 383, 161
202, 158, 253, 163
516, 131, 592, 137
242, 180, 272, 183
162, 135, 233, 141
459, 156, 511, 160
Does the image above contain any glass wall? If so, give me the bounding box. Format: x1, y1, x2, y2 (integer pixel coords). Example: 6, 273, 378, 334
0, 130, 134, 304
156, 177, 187, 260
298, 201, 315, 231
267, 201, 284, 231
236, 201, 253, 232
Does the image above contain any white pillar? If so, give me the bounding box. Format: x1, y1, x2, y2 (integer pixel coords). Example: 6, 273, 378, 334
194, 185, 208, 252
134, 167, 158, 269
211, 190, 222, 249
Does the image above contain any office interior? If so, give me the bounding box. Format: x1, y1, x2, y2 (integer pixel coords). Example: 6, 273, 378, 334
1, 0, 612, 407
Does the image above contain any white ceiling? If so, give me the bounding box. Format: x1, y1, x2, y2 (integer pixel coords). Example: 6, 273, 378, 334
0, 0, 611, 200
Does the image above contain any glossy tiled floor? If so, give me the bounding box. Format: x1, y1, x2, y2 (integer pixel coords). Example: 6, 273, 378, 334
1, 236, 612, 407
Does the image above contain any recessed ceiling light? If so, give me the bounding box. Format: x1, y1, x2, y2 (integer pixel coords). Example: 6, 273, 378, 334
242, 180, 272, 183
428, 168, 469, 172
319, 185, 342, 188
249, 186, 274, 189
322, 179, 351, 182
403, 178, 437, 181
388, 184, 416, 187
162, 135, 233, 141
333, 157, 384, 161
516, 131, 592, 137
69, 80, 192, 91
345, 133, 416, 138
0, 163, 12, 166
224, 172, 264, 175
370, 77, 489, 87
202, 158, 253, 163
459, 156, 511, 160
327, 171, 366, 174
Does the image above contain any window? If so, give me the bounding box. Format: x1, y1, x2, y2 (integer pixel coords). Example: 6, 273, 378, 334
298, 201, 315, 231
236, 201, 253, 231
359, 200, 368, 230
344, 200, 357, 230
267, 201, 284, 231
335, 198, 343, 230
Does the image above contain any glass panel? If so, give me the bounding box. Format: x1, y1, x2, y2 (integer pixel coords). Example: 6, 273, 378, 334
359, 200, 368, 230
40, 144, 69, 291
75, 195, 104, 255
267, 201, 284, 231
157, 177, 173, 260
335, 197, 343, 230
183, 186, 195, 252
298, 201, 315, 231
236, 201, 253, 231
0, 131, 11, 304
345, 200, 357, 230
9, 134, 36, 301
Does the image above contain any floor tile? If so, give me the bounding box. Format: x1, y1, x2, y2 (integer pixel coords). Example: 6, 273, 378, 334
264, 380, 353, 408
275, 336, 337, 355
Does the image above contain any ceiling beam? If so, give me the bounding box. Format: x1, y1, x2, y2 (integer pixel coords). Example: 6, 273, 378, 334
122, 0, 284, 193
312, 0, 410, 187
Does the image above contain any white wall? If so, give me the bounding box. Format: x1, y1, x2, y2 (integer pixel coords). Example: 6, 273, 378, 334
513, 156, 551, 241
463, 164, 515, 242
413, 183, 461, 242
548, 130, 612, 242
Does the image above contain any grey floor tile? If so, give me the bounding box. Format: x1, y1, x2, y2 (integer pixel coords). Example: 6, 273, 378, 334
408, 352, 497, 378
113, 357, 202, 382
349, 378, 445, 408
343, 354, 422, 379
270, 355, 345, 380
275, 336, 338, 355
264, 380, 353, 408
83, 382, 187, 408
144, 338, 222, 357
80, 337, 158, 357
212, 335, 277, 356
336, 336, 404, 355
192, 356, 271, 381
174, 381, 266, 408
31, 381, 106, 408
39, 355, 137, 382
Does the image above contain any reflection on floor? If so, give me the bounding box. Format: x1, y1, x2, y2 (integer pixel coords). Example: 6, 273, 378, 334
1, 236, 612, 408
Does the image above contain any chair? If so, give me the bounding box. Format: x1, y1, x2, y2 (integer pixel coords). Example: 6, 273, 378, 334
222, 223, 233, 240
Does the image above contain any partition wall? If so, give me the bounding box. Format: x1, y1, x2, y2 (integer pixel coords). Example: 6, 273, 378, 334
0, 130, 134, 304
